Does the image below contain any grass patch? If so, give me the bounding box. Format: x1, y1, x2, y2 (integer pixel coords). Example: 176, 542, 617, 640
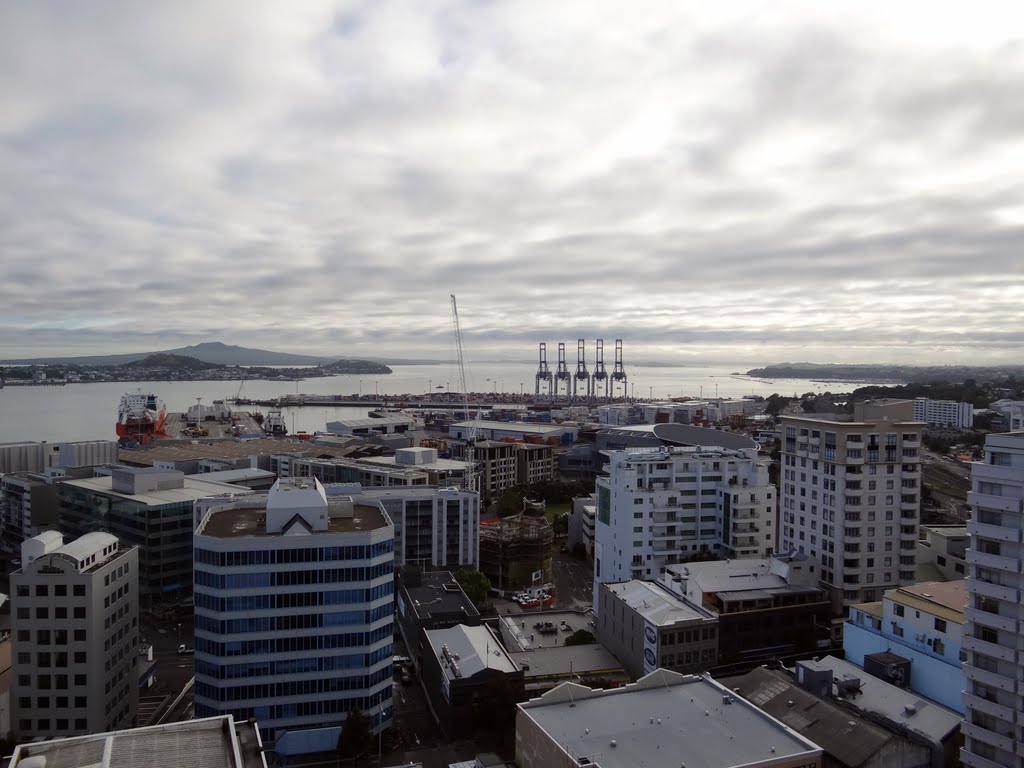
545, 502, 570, 522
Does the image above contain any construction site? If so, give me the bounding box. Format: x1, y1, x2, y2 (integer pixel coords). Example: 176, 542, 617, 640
478, 513, 554, 595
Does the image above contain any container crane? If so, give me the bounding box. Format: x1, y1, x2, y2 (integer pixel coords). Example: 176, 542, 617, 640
451, 294, 478, 494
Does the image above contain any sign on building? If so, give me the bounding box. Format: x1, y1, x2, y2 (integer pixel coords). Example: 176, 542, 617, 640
643, 620, 659, 674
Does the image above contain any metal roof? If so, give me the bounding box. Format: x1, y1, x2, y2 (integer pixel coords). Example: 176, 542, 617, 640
518, 670, 821, 768
605, 580, 713, 626
424, 624, 518, 682
812, 656, 961, 743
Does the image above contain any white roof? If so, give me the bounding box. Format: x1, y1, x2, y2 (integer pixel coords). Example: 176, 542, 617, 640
56, 531, 120, 566
359, 455, 467, 471
425, 624, 518, 681
453, 420, 563, 434
606, 580, 712, 626
61, 475, 248, 507
327, 415, 414, 429
669, 558, 784, 594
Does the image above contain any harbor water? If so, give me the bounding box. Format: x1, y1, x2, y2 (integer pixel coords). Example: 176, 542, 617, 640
0, 362, 868, 444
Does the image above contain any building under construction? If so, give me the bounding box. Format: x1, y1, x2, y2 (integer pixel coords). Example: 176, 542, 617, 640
478, 513, 553, 595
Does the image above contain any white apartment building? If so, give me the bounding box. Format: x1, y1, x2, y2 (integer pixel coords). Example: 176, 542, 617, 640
593, 445, 775, 602
961, 432, 1024, 768
11, 531, 138, 740
780, 401, 925, 612
912, 397, 974, 429
193, 477, 395, 752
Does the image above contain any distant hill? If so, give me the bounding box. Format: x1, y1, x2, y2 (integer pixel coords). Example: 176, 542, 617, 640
2, 341, 335, 367
323, 358, 392, 374
746, 362, 1024, 384
126, 353, 223, 370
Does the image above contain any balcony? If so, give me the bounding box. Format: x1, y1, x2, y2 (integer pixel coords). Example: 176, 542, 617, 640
967, 577, 1018, 604
967, 491, 1023, 514
969, 521, 1020, 544
965, 665, 1017, 693
969, 611, 1017, 633
963, 692, 1015, 724
845, 454, 864, 466
967, 549, 1020, 574
961, 748, 1010, 768
962, 723, 1016, 757
963, 634, 1016, 663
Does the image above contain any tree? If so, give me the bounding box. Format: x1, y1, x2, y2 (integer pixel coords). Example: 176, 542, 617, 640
493, 487, 526, 517
336, 707, 371, 762
455, 568, 491, 606
565, 629, 595, 646
552, 513, 569, 537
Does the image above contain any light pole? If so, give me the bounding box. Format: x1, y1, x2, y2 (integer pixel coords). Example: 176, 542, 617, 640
375, 380, 379, 397
428, 378, 432, 395
359, 380, 363, 397
520, 382, 524, 399
649, 385, 653, 401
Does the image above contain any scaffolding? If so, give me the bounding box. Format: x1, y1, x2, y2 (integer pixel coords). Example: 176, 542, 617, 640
479, 514, 553, 593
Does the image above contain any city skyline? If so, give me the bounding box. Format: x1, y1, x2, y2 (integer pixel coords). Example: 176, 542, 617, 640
2, 2, 1023, 364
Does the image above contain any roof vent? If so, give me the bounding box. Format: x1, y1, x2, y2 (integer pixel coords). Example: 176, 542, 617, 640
723, 695, 733, 705
610, 740, 617, 748
904, 704, 917, 715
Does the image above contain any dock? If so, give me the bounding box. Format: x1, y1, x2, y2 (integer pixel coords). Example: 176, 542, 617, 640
162, 411, 264, 439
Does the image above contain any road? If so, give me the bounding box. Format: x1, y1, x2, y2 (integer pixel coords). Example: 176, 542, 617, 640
140, 611, 195, 724
552, 552, 594, 608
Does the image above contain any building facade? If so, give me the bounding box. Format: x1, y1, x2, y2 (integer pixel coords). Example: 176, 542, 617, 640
593, 445, 776, 597
961, 432, 1024, 768
11, 531, 138, 740
780, 401, 925, 613
57, 467, 247, 600
1, 471, 59, 549
912, 398, 974, 429
917, 525, 968, 580
193, 478, 395, 750
843, 580, 967, 712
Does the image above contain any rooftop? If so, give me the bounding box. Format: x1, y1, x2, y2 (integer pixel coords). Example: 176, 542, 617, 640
453, 420, 564, 434
187, 468, 277, 484
723, 666, 894, 768
890, 580, 967, 623
920, 525, 967, 539
60, 474, 245, 507
118, 438, 352, 466
810, 656, 961, 743
327, 415, 415, 429
9, 715, 267, 768
607, 423, 758, 451
198, 498, 389, 538
605, 581, 712, 626
519, 670, 820, 768
425, 624, 518, 682
401, 570, 480, 622
500, 610, 597, 652
665, 558, 806, 595
359, 454, 468, 471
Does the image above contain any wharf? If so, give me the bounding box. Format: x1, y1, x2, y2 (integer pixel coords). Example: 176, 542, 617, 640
162, 411, 265, 439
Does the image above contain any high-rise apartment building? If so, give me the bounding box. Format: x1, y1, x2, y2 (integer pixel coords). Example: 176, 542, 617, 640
11, 531, 138, 740
593, 445, 775, 601
193, 477, 395, 751
912, 397, 974, 428
779, 401, 924, 613
961, 432, 1024, 768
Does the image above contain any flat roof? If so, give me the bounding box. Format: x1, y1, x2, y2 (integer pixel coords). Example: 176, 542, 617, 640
723, 666, 893, 767
401, 571, 479, 621
10, 715, 266, 768
605, 581, 712, 626
189, 468, 277, 483
609, 423, 759, 451
119, 438, 352, 466
519, 670, 820, 768
453, 420, 564, 434
327, 416, 415, 428
920, 525, 967, 538
359, 455, 468, 471
891, 580, 967, 623
509, 643, 624, 681
357, 487, 472, 500
853, 601, 883, 618
500, 611, 596, 652
199, 499, 389, 537
61, 475, 246, 507
811, 656, 961, 743
668, 558, 786, 593
425, 624, 518, 682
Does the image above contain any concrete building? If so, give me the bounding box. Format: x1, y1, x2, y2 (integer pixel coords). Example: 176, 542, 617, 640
498, 610, 628, 693
654, 554, 832, 667
913, 398, 974, 429
421, 623, 523, 739
726, 658, 960, 768
9, 715, 268, 768
478, 514, 552, 594
515, 442, 555, 486
473, 441, 556, 501
57, 467, 248, 600
780, 400, 926, 613
292, 450, 468, 490
987, 399, 1024, 432
961, 432, 1024, 768
596, 580, 717, 678
515, 669, 823, 768
593, 445, 776, 596
0, 638, 11, 740
567, 493, 596, 557
0, 440, 118, 475
192, 478, 395, 751
0, 470, 60, 548
187, 468, 278, 491
844, 580, 967, 712
396, 569, 480, 674
916, 525, 968, 581
11, 531, 138, 740
351, 486, 479, 569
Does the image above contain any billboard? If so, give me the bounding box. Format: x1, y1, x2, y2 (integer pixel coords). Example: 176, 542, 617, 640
643, 620, 659, 674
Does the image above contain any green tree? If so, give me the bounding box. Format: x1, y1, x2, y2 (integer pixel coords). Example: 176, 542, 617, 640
455, 568, 491, 606
493, 487, 526, 517
552, 513, 569, 537
565, 629, 595, 646
336, 707, 371, 762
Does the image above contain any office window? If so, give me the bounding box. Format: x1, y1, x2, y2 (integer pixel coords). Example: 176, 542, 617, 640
934, 618, 947, 633
35, 585, 48, 597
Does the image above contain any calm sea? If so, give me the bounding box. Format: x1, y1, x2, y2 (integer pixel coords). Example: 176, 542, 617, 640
0, 362, 864, 443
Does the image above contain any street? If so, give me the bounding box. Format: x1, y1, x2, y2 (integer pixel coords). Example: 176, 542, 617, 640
551, 552, 594, 607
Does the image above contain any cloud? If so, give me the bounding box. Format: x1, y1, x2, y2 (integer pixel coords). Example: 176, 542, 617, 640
2, 0, 1024, 364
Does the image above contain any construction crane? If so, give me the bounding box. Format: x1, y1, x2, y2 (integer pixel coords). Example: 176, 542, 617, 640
451, 294, 478, 494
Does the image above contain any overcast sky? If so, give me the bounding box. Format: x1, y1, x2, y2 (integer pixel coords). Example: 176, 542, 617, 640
2, 1, 1023, 365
